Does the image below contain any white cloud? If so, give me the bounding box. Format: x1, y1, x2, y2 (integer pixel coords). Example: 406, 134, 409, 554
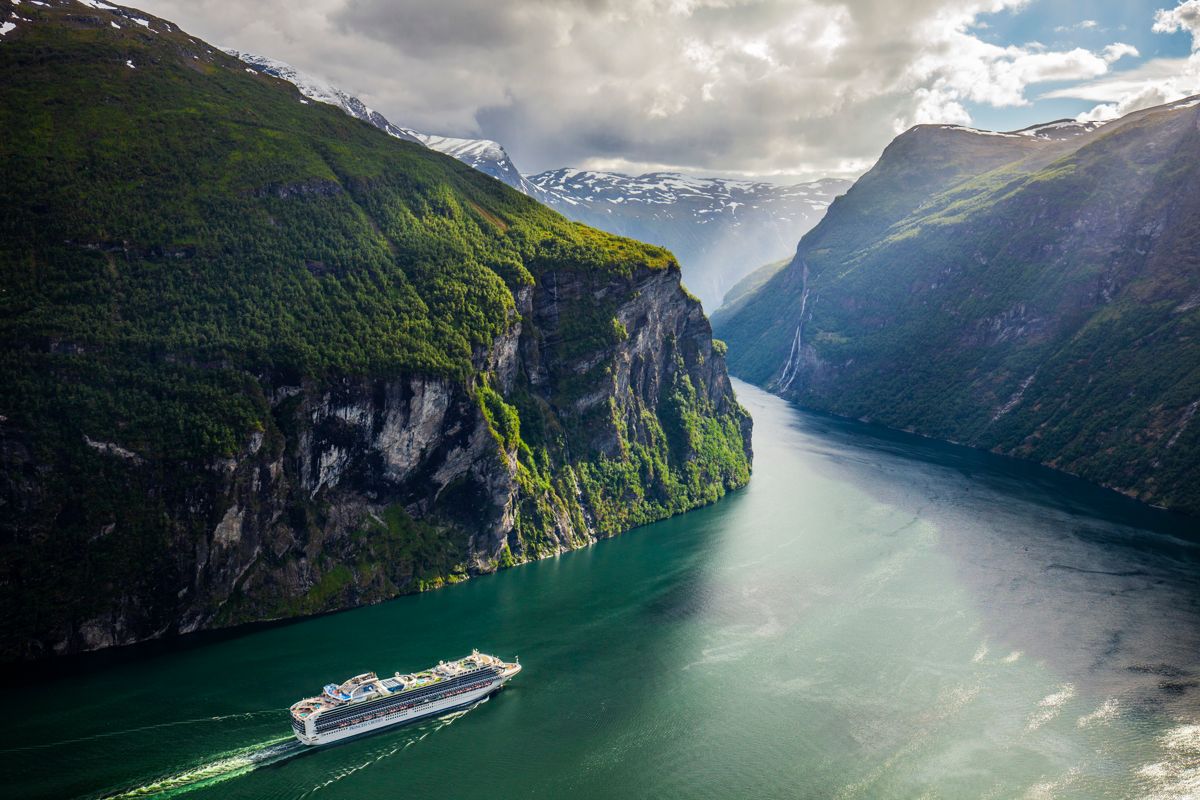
1055, 19, 1099, 33
1053, 2, 1200, 123
130, 0, 1155, 180
1065, 59, 1200, 121
1102, 43, 1140, 63
896, 22, 1137, 131
1154, 0, 1200, 48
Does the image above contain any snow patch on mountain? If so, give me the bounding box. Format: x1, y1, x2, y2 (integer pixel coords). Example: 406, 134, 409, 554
225, 50, 422, 145
528, 169, 851, 306
528, 170, 844, 224
1013, 119, 1106, 139
937, 125, 1024, 138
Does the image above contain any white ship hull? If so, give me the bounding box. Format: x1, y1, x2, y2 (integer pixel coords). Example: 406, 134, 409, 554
294, 665, 519, 746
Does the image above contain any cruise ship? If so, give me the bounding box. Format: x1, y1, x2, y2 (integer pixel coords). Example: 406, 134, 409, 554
289, 650, 522, 745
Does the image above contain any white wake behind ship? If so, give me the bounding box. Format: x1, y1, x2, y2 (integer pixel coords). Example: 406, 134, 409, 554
289, 650, 522, 745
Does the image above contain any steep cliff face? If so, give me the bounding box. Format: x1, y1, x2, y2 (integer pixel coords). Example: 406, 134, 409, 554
717, 100, 1200, 513
3, 260, 747, 657
0, 0, 750, 660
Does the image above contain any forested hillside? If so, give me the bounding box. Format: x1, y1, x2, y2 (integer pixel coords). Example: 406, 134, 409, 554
0, 0, 751, 659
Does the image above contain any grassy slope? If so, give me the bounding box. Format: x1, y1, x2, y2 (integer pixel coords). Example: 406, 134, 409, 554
717, 106, 1200, 512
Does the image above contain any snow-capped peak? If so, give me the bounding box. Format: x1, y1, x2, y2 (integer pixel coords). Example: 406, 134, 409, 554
405, 133, 533, 190
225, 50, 422, 144
412, 134, 506, 163
526, 169, 845, 209
222, 47, 848, 307
524, 168, 852, 305
935, 125, 1024, 139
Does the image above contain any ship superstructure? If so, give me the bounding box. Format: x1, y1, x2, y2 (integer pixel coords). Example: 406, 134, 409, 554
289, 650, 521, 745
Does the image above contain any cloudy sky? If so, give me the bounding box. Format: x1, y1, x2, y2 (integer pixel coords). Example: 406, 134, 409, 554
136, 0, 1200, 182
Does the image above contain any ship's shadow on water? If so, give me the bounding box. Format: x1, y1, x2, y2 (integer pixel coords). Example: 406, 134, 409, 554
640, 576, 715, 624
636, 522, 733, 626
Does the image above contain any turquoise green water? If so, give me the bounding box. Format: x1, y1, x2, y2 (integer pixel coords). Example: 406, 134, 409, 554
6, 380, 1200, 799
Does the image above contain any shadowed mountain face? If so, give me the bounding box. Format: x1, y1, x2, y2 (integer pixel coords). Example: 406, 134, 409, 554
0, 0, 750, 659
715, 103, 1200, 513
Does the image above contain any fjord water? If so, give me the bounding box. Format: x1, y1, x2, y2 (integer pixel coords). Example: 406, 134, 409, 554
8, 381, 1200, 799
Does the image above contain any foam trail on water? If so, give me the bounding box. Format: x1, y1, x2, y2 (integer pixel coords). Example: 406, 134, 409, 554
92, 690, 496, 798
1076, 698, 1119, 728
1135, 723, 1200, 799
95, 736, 300, 800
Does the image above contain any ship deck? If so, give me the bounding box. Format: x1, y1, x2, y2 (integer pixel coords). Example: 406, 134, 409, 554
290, 650, 513, 721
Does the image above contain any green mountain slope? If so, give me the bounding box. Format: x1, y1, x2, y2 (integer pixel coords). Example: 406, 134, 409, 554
0, 0, 751, 659
716, 104, 1200, 513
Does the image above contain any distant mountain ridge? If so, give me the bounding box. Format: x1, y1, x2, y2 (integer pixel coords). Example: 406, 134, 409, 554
527, 170, 852, 306
228, 50, 848, 307
715, 95, 1200, 513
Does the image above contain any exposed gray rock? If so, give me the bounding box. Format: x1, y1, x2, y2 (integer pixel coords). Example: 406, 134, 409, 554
6, 260, 750, 659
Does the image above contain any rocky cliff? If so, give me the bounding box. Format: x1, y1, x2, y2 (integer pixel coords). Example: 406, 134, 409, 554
4, 260, 747, 657
0, 0, 750, 660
